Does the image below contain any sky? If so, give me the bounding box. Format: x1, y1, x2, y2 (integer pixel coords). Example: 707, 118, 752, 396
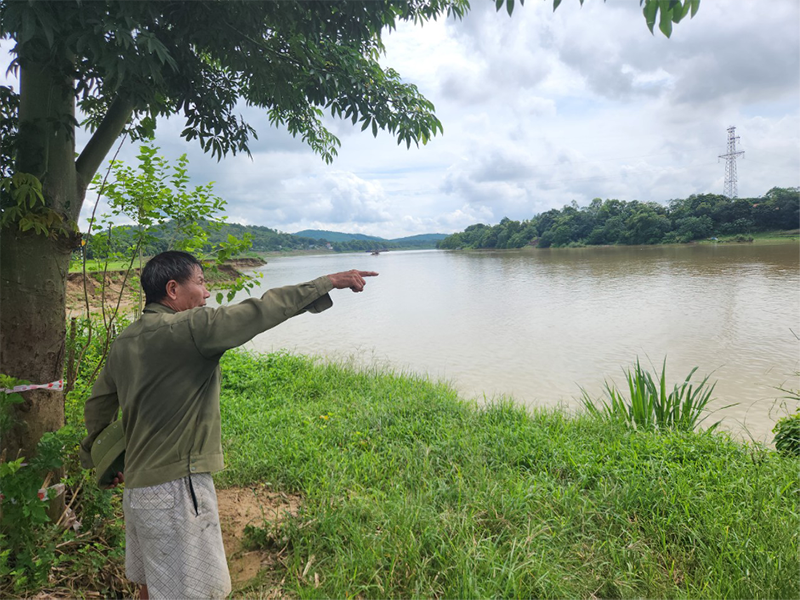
2, 0, 799, 239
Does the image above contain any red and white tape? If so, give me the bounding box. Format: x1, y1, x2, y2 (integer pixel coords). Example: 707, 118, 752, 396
1, 380, 64, 394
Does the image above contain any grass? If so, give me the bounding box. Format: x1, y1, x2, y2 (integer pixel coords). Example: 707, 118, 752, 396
705, 230, 800, 244
68, 258, 134, 273
218, 351, 799, 599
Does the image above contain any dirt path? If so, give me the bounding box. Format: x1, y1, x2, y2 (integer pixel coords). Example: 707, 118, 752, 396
217, 485, 302, 597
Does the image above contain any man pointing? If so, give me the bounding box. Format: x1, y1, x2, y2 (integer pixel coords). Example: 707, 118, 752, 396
80, 250, 377, 599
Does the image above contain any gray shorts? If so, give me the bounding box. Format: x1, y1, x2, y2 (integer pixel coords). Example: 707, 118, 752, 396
123, 474, 232, 599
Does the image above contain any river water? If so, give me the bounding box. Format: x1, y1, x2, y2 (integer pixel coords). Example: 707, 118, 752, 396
218, 244, 800, 442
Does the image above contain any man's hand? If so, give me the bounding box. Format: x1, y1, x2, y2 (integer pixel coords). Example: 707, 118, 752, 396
327, 270, 378, 293
104, 471, 124, 490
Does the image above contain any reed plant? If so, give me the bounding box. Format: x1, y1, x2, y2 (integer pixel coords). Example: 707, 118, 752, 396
580, 358, 720, 432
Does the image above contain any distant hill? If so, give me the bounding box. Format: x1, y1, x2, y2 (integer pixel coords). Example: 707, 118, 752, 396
293, 229, 448, 244
391, 233, 449, 244
293, 229, 388, 243
83, 222, 448, 259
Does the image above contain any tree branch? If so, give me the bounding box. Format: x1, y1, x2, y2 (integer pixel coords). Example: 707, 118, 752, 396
75, 94, 134, 195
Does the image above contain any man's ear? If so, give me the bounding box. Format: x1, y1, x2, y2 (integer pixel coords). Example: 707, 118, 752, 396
165, 280, 179, 300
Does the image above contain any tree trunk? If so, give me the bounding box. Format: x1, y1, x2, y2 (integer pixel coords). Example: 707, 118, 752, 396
0, 229, 72, 459
0, 53, 78, 460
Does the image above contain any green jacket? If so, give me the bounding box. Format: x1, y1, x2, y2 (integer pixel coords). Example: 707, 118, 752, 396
79, 276, 334, 488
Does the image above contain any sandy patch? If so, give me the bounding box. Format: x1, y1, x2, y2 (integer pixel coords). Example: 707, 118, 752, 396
217, 485, 302, 595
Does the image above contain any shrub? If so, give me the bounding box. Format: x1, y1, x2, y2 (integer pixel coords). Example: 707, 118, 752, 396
773, 411, 800, 456
772, 377, 800, 457
0, 427, 76, 592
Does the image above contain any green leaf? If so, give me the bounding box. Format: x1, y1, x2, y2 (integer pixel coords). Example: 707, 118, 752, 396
495, 0, 504, 12
642, 0, 658, 34
506, 0, 514, 16
6, 392, 24, 405
659, 5, 673, 37
690, 0, 700, 17
553, 0, 562, 10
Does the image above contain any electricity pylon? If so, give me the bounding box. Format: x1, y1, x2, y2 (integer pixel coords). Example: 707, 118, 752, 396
719, 126, 744, 198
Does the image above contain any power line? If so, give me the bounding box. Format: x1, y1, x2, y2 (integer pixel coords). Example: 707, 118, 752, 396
719, 126, 744, 198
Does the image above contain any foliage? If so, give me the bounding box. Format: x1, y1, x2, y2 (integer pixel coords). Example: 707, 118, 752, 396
85, 143, 260, 307
91, 146, 218, 250
2, 0, 463, 164
580, 358, 721, 432
772, 380, 800, 457
90, 144, 235, 255
640, 0, 700, 38
0, 84, 78, 238
0, 170, 77, 238
0, 375, 25, 436
0, 427, 73, 592
773, 411, 800, 457
0, 85, 17, 181
438, 188, 800, 250
80, 220, 442, 259
216, 350, 797, 599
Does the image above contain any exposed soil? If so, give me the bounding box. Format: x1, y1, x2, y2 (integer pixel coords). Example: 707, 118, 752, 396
66, 270, 141, 317
65, 257, 266, 316
217, 485, 302, 596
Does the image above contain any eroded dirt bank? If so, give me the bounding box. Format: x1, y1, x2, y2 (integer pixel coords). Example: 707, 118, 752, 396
65, 257, 266, 316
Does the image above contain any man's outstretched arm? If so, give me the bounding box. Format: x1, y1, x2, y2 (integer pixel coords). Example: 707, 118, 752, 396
190, 270, 379, 358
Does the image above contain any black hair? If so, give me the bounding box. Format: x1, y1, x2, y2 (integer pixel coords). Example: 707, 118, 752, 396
140, 251, 203, 305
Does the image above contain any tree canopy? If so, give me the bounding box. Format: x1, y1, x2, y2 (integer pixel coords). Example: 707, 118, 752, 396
438, 188, 800, 250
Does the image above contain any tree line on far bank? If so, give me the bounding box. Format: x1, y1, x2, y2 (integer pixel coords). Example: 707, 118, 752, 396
438, 187, 800, 250
81, 220, 435, 260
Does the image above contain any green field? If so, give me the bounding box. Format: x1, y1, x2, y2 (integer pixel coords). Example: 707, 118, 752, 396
69, 259, 137, 273
700, 230, 800, 244
218, 351, 799, 599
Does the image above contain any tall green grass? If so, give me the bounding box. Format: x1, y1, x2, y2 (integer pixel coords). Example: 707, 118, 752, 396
580, 359, 722, 432
217, 351, 798, 599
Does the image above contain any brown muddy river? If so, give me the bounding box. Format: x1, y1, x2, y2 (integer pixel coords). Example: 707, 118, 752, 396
220, 243, 800, 443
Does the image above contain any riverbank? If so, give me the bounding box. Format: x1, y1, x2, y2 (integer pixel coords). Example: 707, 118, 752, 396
11, 348, 797, 598
444, 230, 800, 254
700, 229, 800, 244
215, 351, 798, 598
